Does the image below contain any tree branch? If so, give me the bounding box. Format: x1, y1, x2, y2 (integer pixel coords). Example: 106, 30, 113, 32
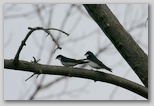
13, 27, 69, 65
83, 4, 148, 87
4, 59, 148, 99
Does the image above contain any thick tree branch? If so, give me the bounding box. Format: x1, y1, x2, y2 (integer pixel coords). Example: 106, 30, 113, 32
83, 4, 148, 87
4, 59, 148, 99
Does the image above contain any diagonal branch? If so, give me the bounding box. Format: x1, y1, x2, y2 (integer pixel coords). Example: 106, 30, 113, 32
4, 59, 148, 99
83, 4, 148, 87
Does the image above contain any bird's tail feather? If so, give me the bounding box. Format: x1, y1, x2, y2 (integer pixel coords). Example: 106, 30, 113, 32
77, 59, 89, 64
105, 66, 112, 72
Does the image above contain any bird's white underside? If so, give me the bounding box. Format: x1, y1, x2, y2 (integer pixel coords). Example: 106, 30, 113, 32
88, 61, 101, 69
61, 61, 77, 66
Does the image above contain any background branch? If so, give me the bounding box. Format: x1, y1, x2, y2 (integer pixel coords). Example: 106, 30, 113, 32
29, 76, 66, 100
4, 59, 148, 99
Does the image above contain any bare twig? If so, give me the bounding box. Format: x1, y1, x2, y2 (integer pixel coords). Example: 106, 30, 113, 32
47, 28, 69, 36
13, 28, 34, 65
31, 56, 41, 63
25, 73, 36, 81
13, 27, 69, 65
25, 56, 41, 81
29, 27, 69, 50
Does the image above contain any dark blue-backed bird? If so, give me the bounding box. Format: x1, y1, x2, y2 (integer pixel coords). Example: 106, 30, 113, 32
85, 51, 112, 72
56, 55, 88, 67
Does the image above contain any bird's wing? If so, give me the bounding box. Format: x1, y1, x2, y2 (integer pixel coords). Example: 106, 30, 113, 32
90, 56, 112, 72
89, 56, 107, 67
62, 56, 88, 65
62, 57, 78, 63
76, 59, 89, 64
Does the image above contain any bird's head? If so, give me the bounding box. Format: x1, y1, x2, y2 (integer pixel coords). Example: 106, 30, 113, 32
56, 55, 63, 60
85, 51, 94, 58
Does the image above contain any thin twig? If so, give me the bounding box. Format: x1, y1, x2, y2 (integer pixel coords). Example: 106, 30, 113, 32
25, 56, 41, 81
47, 28, 69, 36
13, 29, 35, 65
31, 56, 41, 63
41, 28, 62, 50
25, 73, 36, 81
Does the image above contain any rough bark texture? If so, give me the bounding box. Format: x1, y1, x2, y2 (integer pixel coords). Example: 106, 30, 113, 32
83, 4, 148, 87
4, 59, 148, 99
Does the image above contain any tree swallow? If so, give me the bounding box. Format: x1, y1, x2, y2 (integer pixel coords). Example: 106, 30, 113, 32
56, 55, 88, 67
85, 51, 112, 72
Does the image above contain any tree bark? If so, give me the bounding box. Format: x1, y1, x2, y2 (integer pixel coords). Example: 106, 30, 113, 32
83, 4, 148, 87
4, 59, 148, 99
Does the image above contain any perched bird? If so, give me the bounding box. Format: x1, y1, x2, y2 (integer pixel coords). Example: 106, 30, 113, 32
85, 51, 112, 72
56, 55, 88, 67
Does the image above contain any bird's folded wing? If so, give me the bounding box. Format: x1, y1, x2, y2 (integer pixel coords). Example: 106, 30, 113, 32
89, 56, 107, 67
